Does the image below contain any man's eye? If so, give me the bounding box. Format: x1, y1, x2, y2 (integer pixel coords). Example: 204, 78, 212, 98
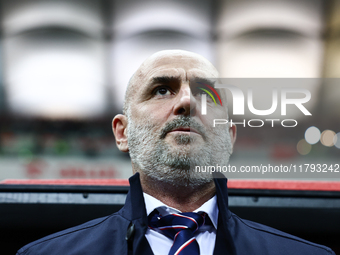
199, 90, 208, 96
195, 89, 210, 98
192, 87, 207, 96
155, 87, 171, 96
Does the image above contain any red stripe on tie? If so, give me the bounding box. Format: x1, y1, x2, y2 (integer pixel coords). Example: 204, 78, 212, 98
174, 237, 196, 255
172, 213, 198, 230
159, 226, 187, 230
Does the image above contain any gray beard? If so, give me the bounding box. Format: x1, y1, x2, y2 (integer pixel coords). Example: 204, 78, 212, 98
127, 116, 232, 187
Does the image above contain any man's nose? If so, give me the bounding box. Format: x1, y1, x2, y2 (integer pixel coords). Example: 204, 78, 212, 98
173, 85, 196, 116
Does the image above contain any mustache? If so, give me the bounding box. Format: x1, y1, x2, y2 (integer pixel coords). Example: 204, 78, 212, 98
159, 116, 206, 140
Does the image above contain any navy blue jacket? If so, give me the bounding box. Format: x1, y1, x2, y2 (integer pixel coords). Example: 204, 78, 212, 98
17, 173, 335, 255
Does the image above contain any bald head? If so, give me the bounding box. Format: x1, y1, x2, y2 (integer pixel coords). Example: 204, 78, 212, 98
123, 50, 219, 116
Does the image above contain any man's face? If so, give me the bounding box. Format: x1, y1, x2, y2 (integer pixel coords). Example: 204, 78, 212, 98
123, 51, 235, 186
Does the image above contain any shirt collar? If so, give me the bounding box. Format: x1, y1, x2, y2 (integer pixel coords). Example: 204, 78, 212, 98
143, 192, 219, 229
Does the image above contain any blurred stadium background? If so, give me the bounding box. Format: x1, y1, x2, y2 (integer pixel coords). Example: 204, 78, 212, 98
0, 1, 340, 254
0, 0, 339, 181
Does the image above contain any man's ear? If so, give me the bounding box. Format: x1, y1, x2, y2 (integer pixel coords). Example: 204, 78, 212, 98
112, 114, 129, 152
229, 124, 237, 154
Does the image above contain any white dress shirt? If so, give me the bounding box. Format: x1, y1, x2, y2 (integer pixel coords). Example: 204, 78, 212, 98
143, 193, 218, 255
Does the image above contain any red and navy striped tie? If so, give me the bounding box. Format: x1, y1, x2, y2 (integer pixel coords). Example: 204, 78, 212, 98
148, 210, 205, 255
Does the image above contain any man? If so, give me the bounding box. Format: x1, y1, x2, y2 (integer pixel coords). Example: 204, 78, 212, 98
17, 50, 335, 255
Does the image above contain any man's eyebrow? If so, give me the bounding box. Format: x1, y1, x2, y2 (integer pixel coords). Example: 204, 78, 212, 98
191, 78, 216, 87
151, 76, 181, 84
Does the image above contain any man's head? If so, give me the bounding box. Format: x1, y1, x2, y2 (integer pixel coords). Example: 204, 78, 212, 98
112, 50, 236, 187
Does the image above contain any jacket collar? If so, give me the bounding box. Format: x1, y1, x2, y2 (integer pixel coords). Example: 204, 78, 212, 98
213, 173, 236, 255
120, 172, 148, 221
213, 172, 232, 221
120, 172, 233, 255
122, 172, 231, 223
120, 173, 152, 255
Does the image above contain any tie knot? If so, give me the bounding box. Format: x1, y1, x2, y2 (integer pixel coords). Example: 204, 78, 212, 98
148, 210, 206, 239
148, 210, 206, 255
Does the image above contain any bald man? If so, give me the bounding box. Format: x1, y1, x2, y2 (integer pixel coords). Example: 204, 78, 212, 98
17, 50, 335, 255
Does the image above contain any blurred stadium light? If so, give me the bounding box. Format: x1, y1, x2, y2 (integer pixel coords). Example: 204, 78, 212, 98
2, 0, 106, 118
216, 0, 324, 119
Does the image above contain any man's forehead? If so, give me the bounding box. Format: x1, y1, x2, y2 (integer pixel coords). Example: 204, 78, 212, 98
145, 67, 216, 82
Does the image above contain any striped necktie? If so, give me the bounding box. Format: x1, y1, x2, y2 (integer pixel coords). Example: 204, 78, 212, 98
148, 210, 206, 255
